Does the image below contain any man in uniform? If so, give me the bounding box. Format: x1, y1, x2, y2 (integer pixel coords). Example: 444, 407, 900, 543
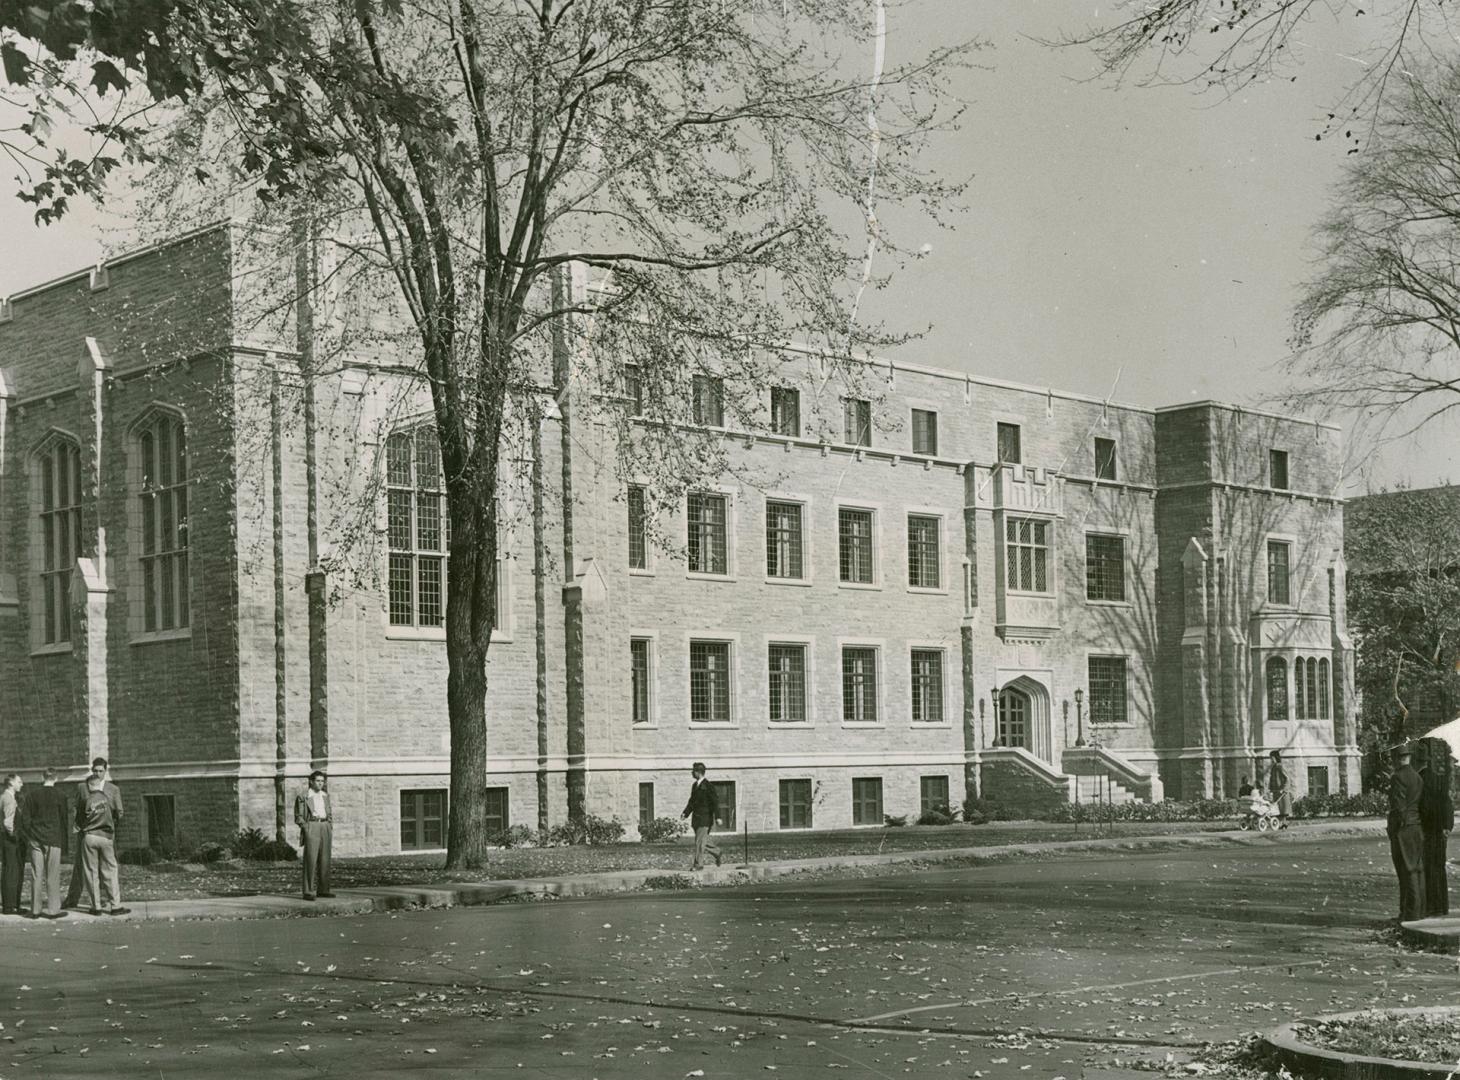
1387, 742, 1425, 923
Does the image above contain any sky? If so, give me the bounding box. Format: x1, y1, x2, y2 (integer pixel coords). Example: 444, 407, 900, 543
1, 0, 1456, 492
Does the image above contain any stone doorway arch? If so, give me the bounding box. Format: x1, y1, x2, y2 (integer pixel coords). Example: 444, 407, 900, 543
993, 675, 1053, 763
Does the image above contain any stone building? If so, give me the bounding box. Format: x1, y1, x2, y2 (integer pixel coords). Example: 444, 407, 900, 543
0, 226, 1359, 854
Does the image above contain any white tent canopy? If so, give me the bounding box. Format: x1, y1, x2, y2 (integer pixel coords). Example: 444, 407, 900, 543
1419, 717, 1460, 759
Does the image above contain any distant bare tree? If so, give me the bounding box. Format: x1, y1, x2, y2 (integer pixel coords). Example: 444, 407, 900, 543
1289, 55, 1460, 438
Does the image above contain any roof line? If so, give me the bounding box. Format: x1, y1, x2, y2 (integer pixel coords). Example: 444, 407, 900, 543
4, 221, 231, 303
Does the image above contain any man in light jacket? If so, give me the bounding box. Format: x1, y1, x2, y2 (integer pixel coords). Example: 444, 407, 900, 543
294, 771, 334, 900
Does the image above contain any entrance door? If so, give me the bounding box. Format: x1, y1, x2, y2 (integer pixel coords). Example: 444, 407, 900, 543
997, 687, 1031, 749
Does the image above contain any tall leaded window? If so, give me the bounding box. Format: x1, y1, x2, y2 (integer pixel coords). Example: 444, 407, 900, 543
689, 640, 732, 722
1266, 656, 1288, 722
627, 485, 648, 570
1294, 658, 1308, 720
1266, 540, 1291, 605
1094, 437, 1118, 480
630, 637, 651, 724
765, 501, 804, 579
691, 374, 724, 427
770, 387, 800, 437
838, 508, 874, 583
768, 643, 807, 723
907, 515, 941, 589
36, 438, 84, 645
387, 426, 449, 627
1088, 656, 1128, 725
843, 398, 871, 446
1319, 658, 1331, 719
911, 409, 938, 455
1305, 656, 1319, 720
910, 649, 944, 722
841, 646, 878, 723
1085, 534, 1125, 602
687, 492, 728, 574
1005, 517, 1050, 592
137, 413, 189, 632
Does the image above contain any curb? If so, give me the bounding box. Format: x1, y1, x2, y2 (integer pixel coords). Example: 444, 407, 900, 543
1263, 1007, 1460, 1079
1399, 917, 1460, 955
2, 818, 1390, 926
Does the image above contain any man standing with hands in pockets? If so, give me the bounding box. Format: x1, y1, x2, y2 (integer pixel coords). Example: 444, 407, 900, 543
294, 770, 334, 900
682, 762, 722, 870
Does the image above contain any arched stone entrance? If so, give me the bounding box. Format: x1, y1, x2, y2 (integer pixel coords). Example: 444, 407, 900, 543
993, 675, 1053, 763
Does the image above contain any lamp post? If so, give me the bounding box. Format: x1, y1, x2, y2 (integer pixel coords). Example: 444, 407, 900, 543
977, 698, 986, 750
990, 688, 1002, 747
1074, 687, 1087, 747
1062, 700, 1070, 748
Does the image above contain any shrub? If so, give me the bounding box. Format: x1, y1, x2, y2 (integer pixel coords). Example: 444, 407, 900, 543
884, 814, 908, 827
916, 804, 957, 826
545, 814, 626, 846
118, 846, 157, 865
488, 824, 537, 848
232, 827, 270, 860
962, 797, 1017, 824
1292, 791, 1387, 819
643, 874, 697, 890
638, 816, 688, 843
253, 839, 298, 862
190, 841, 230, 863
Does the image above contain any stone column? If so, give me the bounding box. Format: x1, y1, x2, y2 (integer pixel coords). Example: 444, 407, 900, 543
73, 339, 113, 764
1180, 537, 1213, 797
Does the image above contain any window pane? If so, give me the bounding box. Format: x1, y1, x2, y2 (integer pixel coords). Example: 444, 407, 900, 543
631, 638, 650, 724
1266, 656, 1288, 721
711, 781, 736, 831
768, 644, 807, 722
416, 493, 442, 551
1270, 449, 1289, 490
779, 779, 811, 828
639, 783, 655, 825
842, 647, 877, 722
1088, 656, 1128, 725
771, 387, 800, 437
1267, 542, 1290, 604
912, 409, 938, 455
852, 778, 883, 825
388, 554, 414, 624
140, 432, 155, 490
690, 641, 731, 722
920, 775, 950, 814
417, 556, 444, 626
907, 515, 940, 588
175, 551, 190, 628
766, 501, 803, 579
388, 491, 413, 550
627, 486, 647, 569
838, 508, 874, 583
911, 649, 943, 722
1085, 534, 1125, 601
1095, 437, 1117, 480
687, 494, 727, 575
415, 428, 441, 485
483, 788, 508, 834
387, 433, 413, 486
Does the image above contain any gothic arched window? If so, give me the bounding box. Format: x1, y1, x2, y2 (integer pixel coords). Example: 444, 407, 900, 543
1266, 656, 1288, 723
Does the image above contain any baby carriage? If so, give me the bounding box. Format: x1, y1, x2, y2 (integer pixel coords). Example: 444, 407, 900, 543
1237, 791, 1286, 831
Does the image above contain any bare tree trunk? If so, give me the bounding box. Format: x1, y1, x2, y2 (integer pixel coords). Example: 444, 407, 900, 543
445, 628, 491, 868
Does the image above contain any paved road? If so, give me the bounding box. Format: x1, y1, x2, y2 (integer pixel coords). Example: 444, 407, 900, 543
1, 836, 1455, 1078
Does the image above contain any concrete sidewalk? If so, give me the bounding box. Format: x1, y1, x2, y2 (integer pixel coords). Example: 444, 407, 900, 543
0, 818, 1390, 926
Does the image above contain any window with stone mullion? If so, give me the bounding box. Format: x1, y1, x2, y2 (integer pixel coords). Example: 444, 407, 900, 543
687, 493, 727, 574
768, 644, 806, 722
1005, 517, 1049, 592
38, 440, 84, 644
386, 428, 449, 627
842, 647, 878, 723
907, 515, 940, 588
838, 508, 874, 583
689, 640, 731, 722
910, 649, 943, 722
765, 501, 803, 579
139, 416, 190, 632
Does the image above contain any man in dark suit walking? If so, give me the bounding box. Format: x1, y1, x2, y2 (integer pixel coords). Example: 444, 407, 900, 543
1388, 742, 1425, 923
681, 762, 722, 870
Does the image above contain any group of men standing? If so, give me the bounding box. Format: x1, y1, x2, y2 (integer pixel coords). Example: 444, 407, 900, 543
0, 758, 129, 918
1387, 739, 1454, 923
